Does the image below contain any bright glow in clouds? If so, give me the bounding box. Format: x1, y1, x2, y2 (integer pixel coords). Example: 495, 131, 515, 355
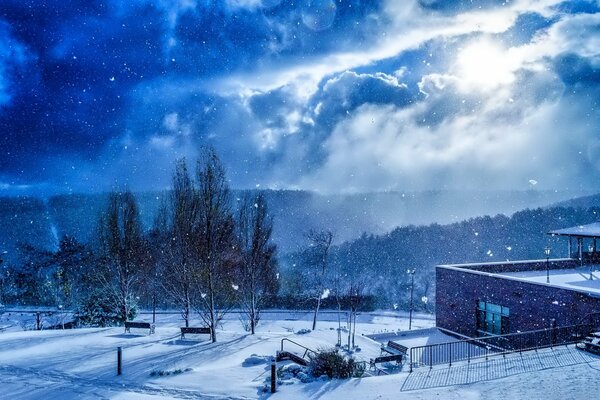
455, 39, 516, 90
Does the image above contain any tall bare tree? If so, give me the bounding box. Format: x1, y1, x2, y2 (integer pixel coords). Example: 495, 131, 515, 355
306, 229, 334, 331
97, 191, 146, 323
162, 160, 198, 328
194, 148, 236, 342
235, 193, 278, 334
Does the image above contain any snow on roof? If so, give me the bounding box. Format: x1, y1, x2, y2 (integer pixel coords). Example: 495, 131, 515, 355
549, 222, 600, 238
495, 266, 600, 297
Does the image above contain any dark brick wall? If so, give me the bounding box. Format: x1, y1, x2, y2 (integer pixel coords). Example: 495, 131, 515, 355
436, 266, 600, 338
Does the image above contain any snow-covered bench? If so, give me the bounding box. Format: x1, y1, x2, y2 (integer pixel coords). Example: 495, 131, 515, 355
124, 321, 155, 335
577, 332, 600, 355
370, 341, 408, 372
180, 326, 211, 340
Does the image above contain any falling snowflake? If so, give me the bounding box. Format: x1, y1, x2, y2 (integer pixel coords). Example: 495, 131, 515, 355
421, 296, 428, 304
320, 288, 330, 299
529, 179, 538, 185
231, 284, 239, 291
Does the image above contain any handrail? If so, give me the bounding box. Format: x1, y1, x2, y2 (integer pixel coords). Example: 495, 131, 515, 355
280, 338, 318, 358
575, 311, 600, 327
409, 322, 594, 372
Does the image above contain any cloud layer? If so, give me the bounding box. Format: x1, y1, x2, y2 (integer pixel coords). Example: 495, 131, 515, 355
1, 0, 600, 194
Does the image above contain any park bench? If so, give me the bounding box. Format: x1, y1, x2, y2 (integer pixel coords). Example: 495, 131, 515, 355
370, 341, 408, 372
180, 326, 211, 340
124, 321, 155, 335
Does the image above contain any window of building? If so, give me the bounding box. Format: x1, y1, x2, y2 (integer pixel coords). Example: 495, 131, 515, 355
477, 300, 509, 335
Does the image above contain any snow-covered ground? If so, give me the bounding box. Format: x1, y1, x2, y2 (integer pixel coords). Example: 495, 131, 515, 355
0, 309, 598, 399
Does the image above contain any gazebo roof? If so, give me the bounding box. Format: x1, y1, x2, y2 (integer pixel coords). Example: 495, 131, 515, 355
548, 222, 600, 238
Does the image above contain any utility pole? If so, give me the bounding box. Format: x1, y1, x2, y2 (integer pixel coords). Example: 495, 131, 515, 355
544, 247, 551, 284
408, 269, 416, 330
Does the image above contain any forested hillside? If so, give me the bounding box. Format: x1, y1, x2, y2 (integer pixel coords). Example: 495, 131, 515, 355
283, 206, 600, 311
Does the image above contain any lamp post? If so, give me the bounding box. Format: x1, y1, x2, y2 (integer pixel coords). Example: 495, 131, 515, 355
0, 251, 6, 305
407, 269, 416, 330
544, 247, 551, 284
589, 244, 594, 281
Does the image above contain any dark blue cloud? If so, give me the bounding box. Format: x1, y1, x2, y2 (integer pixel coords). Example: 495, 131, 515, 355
499, 12, 556, 46
554, 53, 600, 87
418, 0, 507, 14
552, 0, 600, 15
0, 0, 387, 190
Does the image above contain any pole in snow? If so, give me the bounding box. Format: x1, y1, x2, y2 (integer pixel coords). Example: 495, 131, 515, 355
270, 359, 276, 393
408, 269, 416, 330
117, 347, 122, 376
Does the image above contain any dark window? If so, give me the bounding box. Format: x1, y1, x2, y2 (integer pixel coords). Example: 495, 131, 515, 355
477, 300, 509, 335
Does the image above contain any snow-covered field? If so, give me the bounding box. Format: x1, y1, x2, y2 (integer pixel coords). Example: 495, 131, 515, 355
0, 310, 598, 400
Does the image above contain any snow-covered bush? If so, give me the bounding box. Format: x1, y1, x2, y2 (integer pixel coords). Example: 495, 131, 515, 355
308, 348, 363, 379
242, 354, 271, 367
150, 367, 192, 377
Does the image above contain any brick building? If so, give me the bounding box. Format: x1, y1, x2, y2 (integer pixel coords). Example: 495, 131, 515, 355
436, 223, 600, 339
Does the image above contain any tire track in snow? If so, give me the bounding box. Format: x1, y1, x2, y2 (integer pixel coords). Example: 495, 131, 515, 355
0, 364, 252, 399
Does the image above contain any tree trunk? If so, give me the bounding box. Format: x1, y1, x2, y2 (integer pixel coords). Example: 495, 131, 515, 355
250, 292, 256, 335
352, 309, 357, 348
152, 295, 156, 324
209, 269, 217, 343
336, 301, 342, 346
312, 296, 321, 331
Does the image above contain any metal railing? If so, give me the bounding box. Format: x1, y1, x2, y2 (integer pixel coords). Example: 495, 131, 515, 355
280, 338, 318, 359
409, 323, 596, 372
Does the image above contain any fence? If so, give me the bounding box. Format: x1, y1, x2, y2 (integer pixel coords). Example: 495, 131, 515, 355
409, 322, 596, 372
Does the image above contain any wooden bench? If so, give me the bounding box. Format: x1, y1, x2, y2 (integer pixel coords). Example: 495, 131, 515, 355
370, 341, 408, 372
386, 341, 408, 356
124, 321, 155, 335
180, 326, 211, 340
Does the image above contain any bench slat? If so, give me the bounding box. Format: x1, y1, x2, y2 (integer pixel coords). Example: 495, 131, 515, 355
387, 341, 408, 354
124, 321, 154, 334
372, 354, 403, 364
180, 326, 211, 339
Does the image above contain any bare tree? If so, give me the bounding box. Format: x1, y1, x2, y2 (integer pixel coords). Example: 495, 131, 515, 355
306, 229, 334, 331
235, 193, 278, 334
347, 280, 366, 349
97, 191, 146, 323
193, 148, 236, 342
145, 198, 169, 324
162, 160, 198, 328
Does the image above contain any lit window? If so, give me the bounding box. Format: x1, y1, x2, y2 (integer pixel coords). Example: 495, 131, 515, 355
477, 300, 509, 335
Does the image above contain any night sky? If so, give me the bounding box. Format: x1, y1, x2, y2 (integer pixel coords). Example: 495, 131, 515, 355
1, 0, 600, 195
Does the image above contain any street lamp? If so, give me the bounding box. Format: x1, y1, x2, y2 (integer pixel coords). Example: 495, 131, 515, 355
544, 247, 551, 284
0, 251, 6, 305
407, 269, 416, 330
589, 244, 595, 281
